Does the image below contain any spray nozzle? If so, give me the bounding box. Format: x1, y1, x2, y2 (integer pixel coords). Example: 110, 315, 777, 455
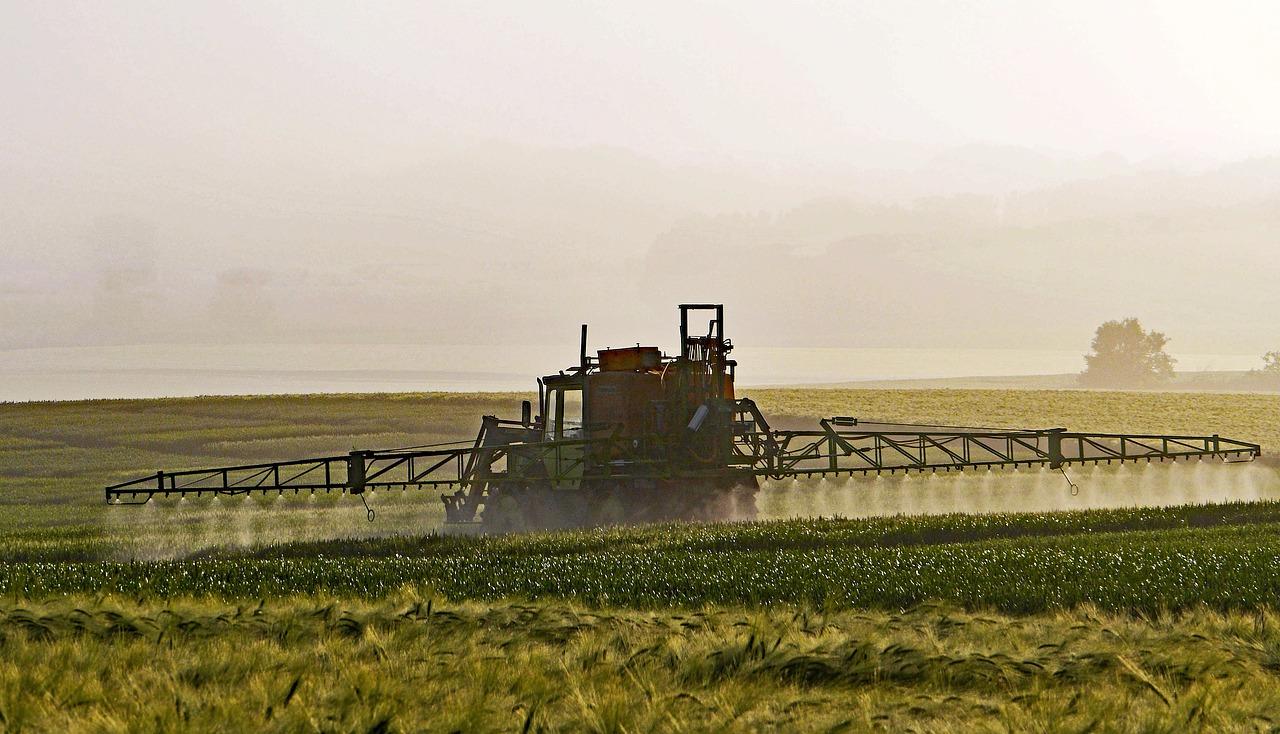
1058, 466, 1080, 496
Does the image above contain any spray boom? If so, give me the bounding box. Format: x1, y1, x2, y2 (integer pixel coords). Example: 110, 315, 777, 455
102, 305, 1263, 532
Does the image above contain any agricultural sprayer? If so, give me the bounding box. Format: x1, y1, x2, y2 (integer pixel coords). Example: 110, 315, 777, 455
105, 304, 1262, 531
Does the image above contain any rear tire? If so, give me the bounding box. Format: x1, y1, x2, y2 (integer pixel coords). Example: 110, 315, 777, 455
481, 492, 524, 534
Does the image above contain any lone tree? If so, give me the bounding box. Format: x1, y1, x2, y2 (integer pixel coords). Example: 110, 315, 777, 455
1079, 318, 1176, 388
1261, 351, 1280, 374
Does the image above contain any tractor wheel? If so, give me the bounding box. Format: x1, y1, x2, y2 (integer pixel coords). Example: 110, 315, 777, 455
591, 488, 627, 527
482, 493, 525, 534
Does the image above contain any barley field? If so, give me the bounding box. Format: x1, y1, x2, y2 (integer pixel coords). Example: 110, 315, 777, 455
4, 595, 1280, 732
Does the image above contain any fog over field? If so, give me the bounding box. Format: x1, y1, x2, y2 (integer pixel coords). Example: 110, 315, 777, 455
4, 1, 1279, 361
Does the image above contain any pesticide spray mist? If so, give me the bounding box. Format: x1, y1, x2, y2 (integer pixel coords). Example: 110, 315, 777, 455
105, 459, 1280, 558
105, 489, 447, 561
754, 458, 1280, 521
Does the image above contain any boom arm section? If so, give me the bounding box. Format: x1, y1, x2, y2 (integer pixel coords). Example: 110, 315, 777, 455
103, 446, 474, 504
750, 418, 1261, 479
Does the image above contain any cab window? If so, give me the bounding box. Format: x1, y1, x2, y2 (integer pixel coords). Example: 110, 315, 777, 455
544, 386, 584, 440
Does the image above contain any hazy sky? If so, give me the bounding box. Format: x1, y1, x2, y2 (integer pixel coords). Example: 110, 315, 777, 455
6, 1, 1280, 166
3, 1, 1279, 361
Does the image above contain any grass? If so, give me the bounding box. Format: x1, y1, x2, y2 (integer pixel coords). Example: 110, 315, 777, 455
5, 389, 1280, 730
4, 512, 1280, 613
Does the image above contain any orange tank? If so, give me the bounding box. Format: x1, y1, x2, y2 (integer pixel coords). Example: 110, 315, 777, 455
597, 346, 661, 372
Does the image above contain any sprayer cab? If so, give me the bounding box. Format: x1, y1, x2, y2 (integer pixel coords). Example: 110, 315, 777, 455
538, 304, 736, 446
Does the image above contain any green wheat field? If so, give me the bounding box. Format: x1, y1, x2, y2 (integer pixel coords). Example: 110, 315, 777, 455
4, 389, 1280, 731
